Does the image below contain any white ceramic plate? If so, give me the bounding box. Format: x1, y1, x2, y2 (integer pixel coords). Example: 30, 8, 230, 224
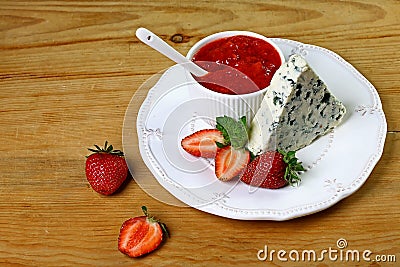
124, 38, 387, 220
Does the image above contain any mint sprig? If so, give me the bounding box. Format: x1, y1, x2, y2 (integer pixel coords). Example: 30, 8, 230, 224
216, 116, 248, 149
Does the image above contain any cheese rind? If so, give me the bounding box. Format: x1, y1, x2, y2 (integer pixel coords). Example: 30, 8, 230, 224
247, 54, 346, 154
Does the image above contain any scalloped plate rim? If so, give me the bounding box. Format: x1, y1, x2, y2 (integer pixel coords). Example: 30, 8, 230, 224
127, 38, 387, 220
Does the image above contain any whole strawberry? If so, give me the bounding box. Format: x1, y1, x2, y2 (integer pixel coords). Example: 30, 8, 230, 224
240, 150, 304, 189
85, 141, 128, 195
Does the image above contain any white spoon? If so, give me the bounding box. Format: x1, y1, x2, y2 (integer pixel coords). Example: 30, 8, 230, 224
135, 27, 208, 77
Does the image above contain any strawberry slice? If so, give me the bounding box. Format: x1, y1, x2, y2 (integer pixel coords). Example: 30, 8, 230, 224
118, 206, 168, 258
215, 146, 250, 181
181, 129, 224, 158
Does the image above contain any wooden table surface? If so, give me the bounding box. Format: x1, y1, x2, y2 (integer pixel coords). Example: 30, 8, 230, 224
1, 1, 399, 266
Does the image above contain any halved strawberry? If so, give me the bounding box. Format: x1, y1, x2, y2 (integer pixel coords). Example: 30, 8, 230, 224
215, 146, 250, 181
118, 206, 168, 258
181, 129, 224, 158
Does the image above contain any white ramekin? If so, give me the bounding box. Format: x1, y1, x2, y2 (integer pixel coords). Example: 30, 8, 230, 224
184, 31, 285, 123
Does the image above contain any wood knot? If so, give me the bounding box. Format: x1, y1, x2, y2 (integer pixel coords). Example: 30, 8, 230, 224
170, 34, 184, 43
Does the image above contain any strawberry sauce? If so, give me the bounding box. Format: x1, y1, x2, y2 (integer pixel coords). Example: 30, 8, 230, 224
192, 35, 282, 95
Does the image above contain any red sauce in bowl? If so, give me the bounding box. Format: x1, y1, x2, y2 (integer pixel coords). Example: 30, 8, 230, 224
192, 35, 282, 95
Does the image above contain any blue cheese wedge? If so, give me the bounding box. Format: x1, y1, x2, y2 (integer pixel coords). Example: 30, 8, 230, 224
248, 54, 346, 155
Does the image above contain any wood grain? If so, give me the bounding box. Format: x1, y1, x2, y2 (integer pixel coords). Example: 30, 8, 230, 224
0, 0, 399, 266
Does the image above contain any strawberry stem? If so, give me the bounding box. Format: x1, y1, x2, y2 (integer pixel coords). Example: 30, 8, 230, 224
141, 206, 148, 216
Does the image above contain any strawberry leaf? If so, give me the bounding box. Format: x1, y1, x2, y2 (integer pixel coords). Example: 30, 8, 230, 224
86, 141, 124, 157
249, 150, 257, 162
215, 141, 227, 148
159, 222, 169, 238
278, 149, 305, 186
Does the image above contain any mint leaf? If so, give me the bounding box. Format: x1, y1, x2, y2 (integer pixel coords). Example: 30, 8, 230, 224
216, 116, 248, 149
239, 116, 247, 128
216, 120, 230, 144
